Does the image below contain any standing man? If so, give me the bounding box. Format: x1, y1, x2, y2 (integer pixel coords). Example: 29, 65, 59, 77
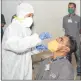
63, 2, 81, 76
2, 2, 51, 80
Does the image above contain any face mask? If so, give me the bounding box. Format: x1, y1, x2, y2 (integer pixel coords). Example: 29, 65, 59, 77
48, 40, 59, 52
21, 17, 33, 28
68, 8, 74, 14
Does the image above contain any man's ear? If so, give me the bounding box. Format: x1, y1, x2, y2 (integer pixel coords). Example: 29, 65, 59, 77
65, 47, 70, 53
61, 46, 70, 53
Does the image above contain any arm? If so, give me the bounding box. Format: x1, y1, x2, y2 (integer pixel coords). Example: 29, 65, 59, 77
79, 17, 81, 34
3, 27, 42, 54
31, 44, 48, 55
4, 33, 41, 54
3, 25, 51, 54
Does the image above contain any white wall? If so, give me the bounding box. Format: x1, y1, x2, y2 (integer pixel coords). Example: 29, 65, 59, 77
2, 0, 80, 37
2, 0, 80, 61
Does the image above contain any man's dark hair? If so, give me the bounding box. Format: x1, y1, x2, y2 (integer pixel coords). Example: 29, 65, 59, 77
68, 2, 76, 8
66, 35, 77, 53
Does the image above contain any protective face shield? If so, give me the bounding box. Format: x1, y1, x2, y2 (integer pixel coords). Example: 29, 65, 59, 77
68, 8, 75, 14
48, 40, 59, 52
20, 17, 33, 28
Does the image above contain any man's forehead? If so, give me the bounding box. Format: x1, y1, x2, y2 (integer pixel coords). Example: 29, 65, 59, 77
68, 4, 75, 7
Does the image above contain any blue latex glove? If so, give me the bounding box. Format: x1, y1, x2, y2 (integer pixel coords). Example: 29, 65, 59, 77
36, 45, 48, 51
39, 32, 52, 40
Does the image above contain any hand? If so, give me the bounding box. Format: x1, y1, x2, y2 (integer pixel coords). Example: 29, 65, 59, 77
39, 32, 52, 40
36, 44, 48, 51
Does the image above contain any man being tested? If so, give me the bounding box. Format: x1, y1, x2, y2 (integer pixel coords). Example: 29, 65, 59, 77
36, 35, 77, 80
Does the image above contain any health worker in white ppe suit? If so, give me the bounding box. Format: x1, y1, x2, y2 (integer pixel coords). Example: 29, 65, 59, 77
2, 2, 51, 80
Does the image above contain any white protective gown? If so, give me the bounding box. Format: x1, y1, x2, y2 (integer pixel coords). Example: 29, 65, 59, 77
2, 18, 42, 80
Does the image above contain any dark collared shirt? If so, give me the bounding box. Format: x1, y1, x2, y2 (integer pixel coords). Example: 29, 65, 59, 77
36, 56, 74, 80
63, 14, 81, 47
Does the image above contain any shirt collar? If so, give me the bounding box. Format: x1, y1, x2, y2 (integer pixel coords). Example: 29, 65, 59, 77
68, 13, 76, 17
51, 56, 66, 62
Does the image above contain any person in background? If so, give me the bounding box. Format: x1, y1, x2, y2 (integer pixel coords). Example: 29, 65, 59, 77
2, 2, 51, 80
63, 2, 81, 76
1, 14, 6, 41
11, 14, 16, 22
36, 35, 77, 80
